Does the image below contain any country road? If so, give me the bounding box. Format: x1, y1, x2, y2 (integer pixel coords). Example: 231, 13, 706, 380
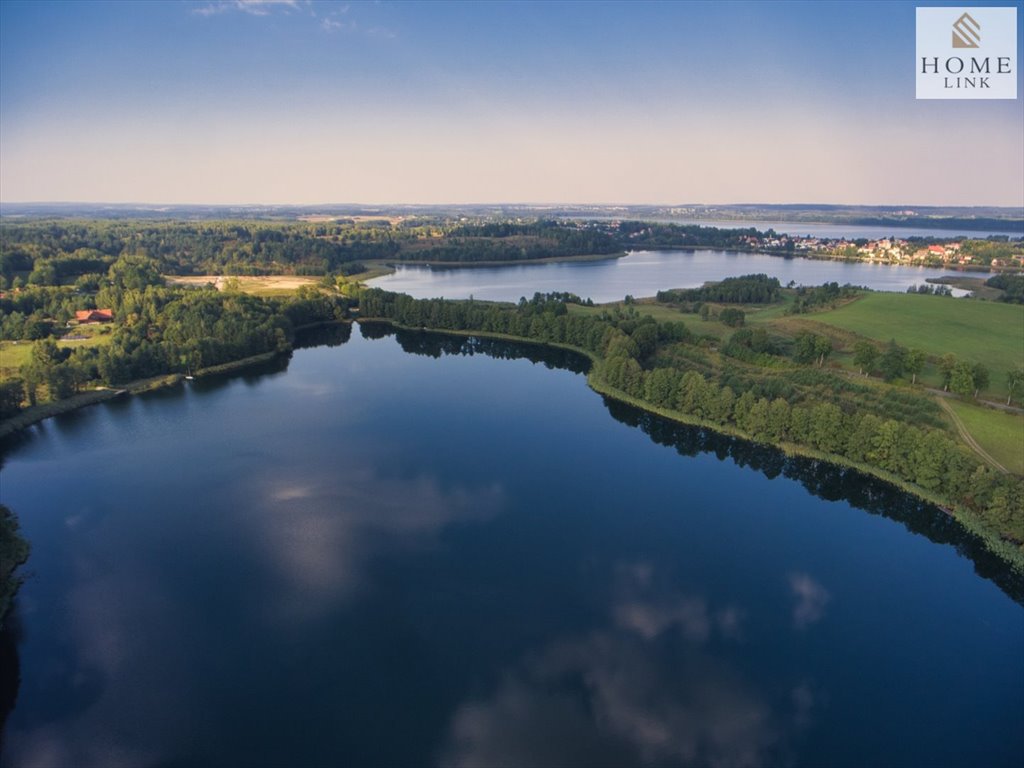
937, 397, 1009, 474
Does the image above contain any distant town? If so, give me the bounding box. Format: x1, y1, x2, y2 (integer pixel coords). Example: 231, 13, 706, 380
555, 219, 1024, 270
738, 232, 1019, 268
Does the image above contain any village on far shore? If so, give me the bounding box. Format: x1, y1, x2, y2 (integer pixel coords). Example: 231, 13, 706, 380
762, 235, 1019, 268
564, 219, 1023, 269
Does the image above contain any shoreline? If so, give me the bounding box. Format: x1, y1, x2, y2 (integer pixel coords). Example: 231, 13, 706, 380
0, 321, 353, 440
0, 354, 276, 440
359, 317, 1024, 573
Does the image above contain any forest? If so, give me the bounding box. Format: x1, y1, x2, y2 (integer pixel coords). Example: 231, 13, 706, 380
656, 274, 783, 304
0, 252, 351, 416
0, 217, 788, 288
0, 218, 625, 282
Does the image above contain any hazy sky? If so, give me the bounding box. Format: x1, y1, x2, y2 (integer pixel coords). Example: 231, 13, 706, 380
2, 0, 1022, 206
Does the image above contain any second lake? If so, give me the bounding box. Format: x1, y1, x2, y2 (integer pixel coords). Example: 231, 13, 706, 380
368, 249, 977, 302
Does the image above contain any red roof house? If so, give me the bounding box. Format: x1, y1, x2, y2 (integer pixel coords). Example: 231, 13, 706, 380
75, 309, 114, 324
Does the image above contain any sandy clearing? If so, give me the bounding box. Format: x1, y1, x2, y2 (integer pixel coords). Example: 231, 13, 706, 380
163, 275, 320, 291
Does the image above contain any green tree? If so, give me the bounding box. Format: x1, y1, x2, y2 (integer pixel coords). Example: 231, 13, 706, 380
939, 353, 957, 391
971, 363, 989, 399
949, 361, 976, 398
845, 413, 881, 463
644, 368, 679, 408
853, 341, 878, 376
0, 380, 24, 418
814, 336, 833, 367
905, 348, 926, 385
1007, 366, 1024, 406
879, 340, 906, 382
719, 308, 745, 328
108, 254, 163, 291
810, 402, 845, 453
766, 398, 791, 440
792, 333, 817, 365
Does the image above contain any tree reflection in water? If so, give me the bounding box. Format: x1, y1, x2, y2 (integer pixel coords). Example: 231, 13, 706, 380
386, 324, 1023, 606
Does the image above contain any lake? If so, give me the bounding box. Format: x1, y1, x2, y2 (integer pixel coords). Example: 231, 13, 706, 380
368, 249, 977, 303
0, 325, 1021, 768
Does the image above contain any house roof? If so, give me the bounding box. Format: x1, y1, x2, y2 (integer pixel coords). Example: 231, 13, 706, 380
75, 309, 114, 321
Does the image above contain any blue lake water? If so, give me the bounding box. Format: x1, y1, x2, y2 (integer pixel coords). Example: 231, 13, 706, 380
0, 325, 1021, 767
368, 249, 978, 302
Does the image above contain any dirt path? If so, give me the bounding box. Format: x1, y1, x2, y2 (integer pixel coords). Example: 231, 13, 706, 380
937, 397, 1009, 474
923, 385, 1024, 415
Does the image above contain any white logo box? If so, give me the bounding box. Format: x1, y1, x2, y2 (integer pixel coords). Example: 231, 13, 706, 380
916, 6, 1018, 99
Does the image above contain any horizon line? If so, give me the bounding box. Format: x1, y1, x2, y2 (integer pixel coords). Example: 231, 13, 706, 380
2, 201, 1023, 212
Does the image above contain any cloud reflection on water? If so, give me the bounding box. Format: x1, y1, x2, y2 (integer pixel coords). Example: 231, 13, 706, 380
2, 467, 505, 768
5, 561, 198, 768
789, 572, 831, 630
252, 466, 505, 619
441, 562, 817, 768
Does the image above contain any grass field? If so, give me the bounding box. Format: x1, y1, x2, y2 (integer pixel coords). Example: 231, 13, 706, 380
944, 399, 1024, 475
0, 331, 113, 382
808, 293, 1023, 397
0, 342, 31, 381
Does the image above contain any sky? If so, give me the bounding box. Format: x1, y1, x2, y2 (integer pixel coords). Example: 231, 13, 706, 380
1, 0, 1022, 207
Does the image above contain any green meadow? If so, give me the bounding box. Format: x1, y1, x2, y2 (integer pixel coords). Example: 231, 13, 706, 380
809, 293, 1024, 398
944, 399, 1024, 476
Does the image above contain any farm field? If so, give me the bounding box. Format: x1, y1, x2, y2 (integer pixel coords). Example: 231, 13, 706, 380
808, 293, 1024, 398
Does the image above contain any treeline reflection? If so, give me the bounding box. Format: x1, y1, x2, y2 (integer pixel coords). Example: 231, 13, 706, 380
381, 324, 1023, 605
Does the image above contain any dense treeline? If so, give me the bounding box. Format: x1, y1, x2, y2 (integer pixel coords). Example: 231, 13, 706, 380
359, 287, 1023, 551
786, 282, 861, 314
907, 283, 953, 296
656, 274, 782, 305
985, 273, 1024, 303
0, 218, 622, 281
436, 220, 620, 261
615, 221, 764, 250
0, 220, 398, 279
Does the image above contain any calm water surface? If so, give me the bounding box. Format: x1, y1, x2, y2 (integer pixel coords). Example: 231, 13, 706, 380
368, 250, 977, 302
0, 325, 1021, 767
